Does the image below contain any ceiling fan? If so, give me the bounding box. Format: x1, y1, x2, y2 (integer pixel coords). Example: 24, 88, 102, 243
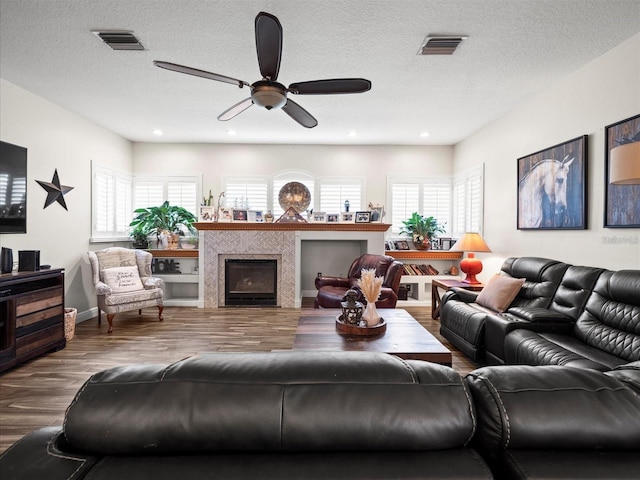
154, 12, 371, 128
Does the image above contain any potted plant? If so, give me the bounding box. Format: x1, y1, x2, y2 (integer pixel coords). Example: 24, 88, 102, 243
129, 201, 197, 249
400, 212, 445, 250
129, 224, 149, 249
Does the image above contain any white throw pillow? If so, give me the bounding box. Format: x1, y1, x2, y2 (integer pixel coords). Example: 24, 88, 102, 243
102, 266, 143, 293
476, 274, 525, 313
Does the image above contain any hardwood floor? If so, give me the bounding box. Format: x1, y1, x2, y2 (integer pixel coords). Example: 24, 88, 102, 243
0, 305, 478, 454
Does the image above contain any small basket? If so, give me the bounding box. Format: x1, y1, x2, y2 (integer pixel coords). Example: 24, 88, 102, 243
64, 308, 77, 341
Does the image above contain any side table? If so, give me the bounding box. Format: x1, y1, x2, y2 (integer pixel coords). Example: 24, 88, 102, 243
431, 279, 484, 320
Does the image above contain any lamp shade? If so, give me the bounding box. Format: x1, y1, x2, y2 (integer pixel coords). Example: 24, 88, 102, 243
451, 233, 491, 285
610, 142, 640, 185
450, 233, 492, 253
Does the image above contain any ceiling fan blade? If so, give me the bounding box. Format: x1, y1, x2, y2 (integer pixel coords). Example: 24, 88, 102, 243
154, 61, 250, 88
288, 78, 372, 95
218, 97, 254, 121
255, 12, 282, 81
282, 99, 318, 128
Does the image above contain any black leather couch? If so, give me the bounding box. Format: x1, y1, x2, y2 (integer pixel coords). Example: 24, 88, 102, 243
1, 352, 639, 479
440, 257, 640, 369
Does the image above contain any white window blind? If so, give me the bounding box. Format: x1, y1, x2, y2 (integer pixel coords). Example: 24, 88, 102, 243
168, 181, 198, 216
0, 173, 26, 207
272, 173, 314, 217
318, 179, 363, 213
390, 183, 420, 234
133, 175, 200, 218
92, 163, 131, 239
452, 166, 484, 236
223, 178, 269, 211
423, 180, 452, 235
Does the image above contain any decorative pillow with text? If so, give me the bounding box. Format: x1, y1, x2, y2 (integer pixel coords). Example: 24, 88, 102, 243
476, 274, 525, 313
102, 266, 143, 293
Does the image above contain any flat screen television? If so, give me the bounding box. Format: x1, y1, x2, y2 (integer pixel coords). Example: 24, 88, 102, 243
0, 141, 28, 234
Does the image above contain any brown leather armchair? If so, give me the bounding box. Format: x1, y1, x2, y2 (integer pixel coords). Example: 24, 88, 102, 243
314, 254, 404, 308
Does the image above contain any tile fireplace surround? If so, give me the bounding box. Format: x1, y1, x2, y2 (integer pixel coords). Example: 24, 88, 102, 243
194, 223, 390, 308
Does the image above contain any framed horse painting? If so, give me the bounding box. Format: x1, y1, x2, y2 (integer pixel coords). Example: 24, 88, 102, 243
517, 135, 587, 230
604, 114, 640, 228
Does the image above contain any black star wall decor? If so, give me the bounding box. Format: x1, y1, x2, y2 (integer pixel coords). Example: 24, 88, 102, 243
36, 169, 74, 210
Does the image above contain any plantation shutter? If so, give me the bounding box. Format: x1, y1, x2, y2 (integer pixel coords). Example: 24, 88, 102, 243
391, 183, 420, 234
92, 162, 132, 239
452, 178, 466, 237
94, 167, 114, 234
168, 181, 198, 217
466, 170, 483, 233
223, 179, 269, 211
318, 180, 363, 213
134, 181, 163, 211
423, 180, 452, 236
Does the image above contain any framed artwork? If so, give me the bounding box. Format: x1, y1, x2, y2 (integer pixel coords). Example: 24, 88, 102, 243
355, 211, 371, 223
369, 206, 384, 222
605, 114, 640, 228
312, 212, 326, 222
395, 240, 410, 250
430, 237, 442, 250
341, 212, 354, 223
248, 210, 264, 222
219, 208, 232, 222
517, 135, 588, 230
232, 209, 248, 222
199, 206, 214, 221
440, 238, 453, 250
326, 213, 340, 223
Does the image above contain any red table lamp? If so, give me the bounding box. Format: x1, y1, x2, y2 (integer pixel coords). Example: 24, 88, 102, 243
451, 233, 492, 284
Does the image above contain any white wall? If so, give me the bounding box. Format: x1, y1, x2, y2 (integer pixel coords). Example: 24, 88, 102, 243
0, 79, 133, 316
455, 34, 640, 278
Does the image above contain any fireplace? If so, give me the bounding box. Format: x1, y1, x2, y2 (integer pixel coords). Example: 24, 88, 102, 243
224, 259, 278, 306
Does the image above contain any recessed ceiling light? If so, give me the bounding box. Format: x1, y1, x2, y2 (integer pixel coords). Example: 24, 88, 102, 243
226, 129, 236, 136
348, 131, 357, 137
152, 129, 163, 136
420, 131, 430, 138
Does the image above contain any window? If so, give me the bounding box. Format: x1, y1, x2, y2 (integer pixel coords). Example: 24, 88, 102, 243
222, 177, 269, 211
317, 178, 364, 213
91, 162, 132, 240
388, 177, 451, 235
452, 166, 484, 236
133, 175, 201, 218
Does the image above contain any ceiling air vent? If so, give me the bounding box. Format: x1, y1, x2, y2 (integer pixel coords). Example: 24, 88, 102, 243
418, 35, 467, 55
92, 30, 144, 50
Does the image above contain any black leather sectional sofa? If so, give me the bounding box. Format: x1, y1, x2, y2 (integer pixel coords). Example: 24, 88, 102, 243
1, 351, 639, 479
439, 257, 640, 369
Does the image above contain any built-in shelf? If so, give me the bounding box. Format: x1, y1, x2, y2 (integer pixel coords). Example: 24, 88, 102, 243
387, 250, 463, 260
148, 249, 198, 258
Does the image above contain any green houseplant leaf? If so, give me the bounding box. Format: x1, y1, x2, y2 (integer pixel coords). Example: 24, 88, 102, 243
129, 201, 197, 239
399, 212, 445, 244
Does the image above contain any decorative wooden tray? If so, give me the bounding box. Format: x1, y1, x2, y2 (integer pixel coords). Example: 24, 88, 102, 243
335, 315, 387, 336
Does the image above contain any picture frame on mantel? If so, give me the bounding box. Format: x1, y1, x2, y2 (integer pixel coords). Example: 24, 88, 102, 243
604, 114, 640, 228
517, 135, 588, 230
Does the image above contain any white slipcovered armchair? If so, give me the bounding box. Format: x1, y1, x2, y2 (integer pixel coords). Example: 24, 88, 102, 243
88, 247, 164, 333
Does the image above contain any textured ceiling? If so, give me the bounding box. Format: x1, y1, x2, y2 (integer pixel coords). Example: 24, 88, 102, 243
1, 0, 639, 145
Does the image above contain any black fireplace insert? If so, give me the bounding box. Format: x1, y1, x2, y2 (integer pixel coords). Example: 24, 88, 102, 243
224, 259, 277, 306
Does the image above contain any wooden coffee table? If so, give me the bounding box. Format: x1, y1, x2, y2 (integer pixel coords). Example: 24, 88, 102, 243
292, 308, 452, 365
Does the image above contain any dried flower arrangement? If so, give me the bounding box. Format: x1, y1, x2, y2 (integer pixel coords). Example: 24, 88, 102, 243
357, 268, 383, 303
357, 268, 384, 325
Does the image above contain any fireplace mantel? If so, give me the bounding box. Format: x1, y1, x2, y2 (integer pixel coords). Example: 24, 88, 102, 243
195, 222, 391, 308
193, 222, 391, 232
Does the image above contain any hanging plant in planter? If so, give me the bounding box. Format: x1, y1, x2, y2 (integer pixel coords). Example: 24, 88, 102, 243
400, 212, 445, 250
129, 201, 197, 249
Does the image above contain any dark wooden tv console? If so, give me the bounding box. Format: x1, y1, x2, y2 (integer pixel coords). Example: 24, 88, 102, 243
0, 268, 66, 372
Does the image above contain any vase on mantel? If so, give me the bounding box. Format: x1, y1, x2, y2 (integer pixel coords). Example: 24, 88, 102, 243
362, 302, 380, 326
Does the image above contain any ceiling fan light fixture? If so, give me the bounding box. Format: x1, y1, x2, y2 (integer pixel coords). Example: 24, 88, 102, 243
251, 81, 287, 109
